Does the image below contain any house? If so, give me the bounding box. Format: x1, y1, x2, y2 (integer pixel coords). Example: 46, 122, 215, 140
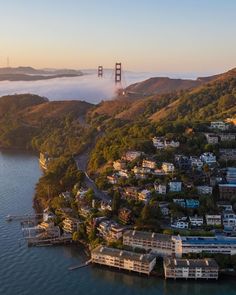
204, 133, 219, 144
162, 162, 175, 173
185, 199, 199, 209
91, 245, 156, 275
113, 160, 126, 171
189, 216, 204, 227
119, 208, 132, 224
218, 133, 236, 142
205, 215, 222, 226
210, 121, 229, 131
173, 199, 186, 207
79, 206, 92, 218
63, 217, 82, 234
190, 156, 203, 170
163, 257, 219, 280
159, 202, 170, 216
138, 189, 151, 202
142, 159, 156, 169
217, 202, 233, 212
97, 220, 123, 241
123, 186, 139, 200
154, 183, 167, 195
100, 201, 112, 211
226, 167, 236, 184
175, 155, 191, 170
219, 184, 236, 200
60, 191, 72, 200
171, 217, 189, 229
43, 209, 55, 222
107, 174, 118, 184
124, 151, 142, 162
133, 166, 150, 178
219, 149, 236, 160
223, 210, 236, 228
152, 137, 165, 149
152, 137, 180, 149
169, 181, 182, 192
200, 152, 217, 164
196, 185, 213, 195
117, 169, 129, 178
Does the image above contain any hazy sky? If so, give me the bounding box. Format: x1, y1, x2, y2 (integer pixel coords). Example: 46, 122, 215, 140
0, 0, 236, 73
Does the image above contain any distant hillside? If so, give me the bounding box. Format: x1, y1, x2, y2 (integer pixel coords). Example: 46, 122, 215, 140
0, 66, 83, 81
126, 77, 202, 95
150, 68, 236, 122
0, 94, 93, 149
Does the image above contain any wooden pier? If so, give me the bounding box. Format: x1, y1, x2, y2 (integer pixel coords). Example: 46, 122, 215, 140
27, 236, 73, 247
68, 259, 92, 271
6, 214, 43, 222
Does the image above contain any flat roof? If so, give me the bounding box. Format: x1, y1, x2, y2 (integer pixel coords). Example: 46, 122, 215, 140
164, 257, 218, 269
92, 245, 155, 263
176, 235, 236, 245
123, 230, 172, 242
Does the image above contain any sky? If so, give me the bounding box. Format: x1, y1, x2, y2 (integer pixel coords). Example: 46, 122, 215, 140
0, 0, 236, 74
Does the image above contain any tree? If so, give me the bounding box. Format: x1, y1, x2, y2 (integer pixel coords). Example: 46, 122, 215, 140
141, 204, 151, 222
112, 191, 121, 214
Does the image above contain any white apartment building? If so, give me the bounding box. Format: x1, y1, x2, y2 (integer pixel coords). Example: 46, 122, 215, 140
123, 230, 173, 257
91, 245, 156, 275
163, 258, 219, 280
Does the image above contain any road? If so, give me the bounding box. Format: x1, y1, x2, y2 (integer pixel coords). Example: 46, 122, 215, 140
74, 132, 111, 203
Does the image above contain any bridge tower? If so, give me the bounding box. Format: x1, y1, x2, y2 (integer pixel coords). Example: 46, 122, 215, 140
98, 66, 103, 78
115, 62, 122, 84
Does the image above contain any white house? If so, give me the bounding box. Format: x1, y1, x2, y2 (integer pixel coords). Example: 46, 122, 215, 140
169, 181, 182, 192
200, 152, 217, 164
197, 186, 213, 195
142, 159, 156, 169
189, 216, 204, 227
223, 211, 236, 228
171, 217, 189, 229
205, 215, 222, 226
154, 183, 167, 195
210, 121, 229, 131
190, 156, 203, 170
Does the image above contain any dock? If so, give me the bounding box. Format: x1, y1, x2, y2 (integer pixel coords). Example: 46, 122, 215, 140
6, 214, 43, 222
68, 259, 92, 271
27, 236, 72, 247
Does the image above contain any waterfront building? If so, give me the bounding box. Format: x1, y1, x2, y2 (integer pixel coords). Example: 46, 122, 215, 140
123, 230, 173, 256
163, 257, 219, 280
172, 235, 236, 257
91, 245, 156, 275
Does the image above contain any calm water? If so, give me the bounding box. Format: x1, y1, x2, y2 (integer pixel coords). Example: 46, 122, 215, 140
0, 150, 236, 295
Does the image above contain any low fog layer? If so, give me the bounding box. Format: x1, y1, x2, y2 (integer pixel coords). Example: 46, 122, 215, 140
0, 70, 208, 104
